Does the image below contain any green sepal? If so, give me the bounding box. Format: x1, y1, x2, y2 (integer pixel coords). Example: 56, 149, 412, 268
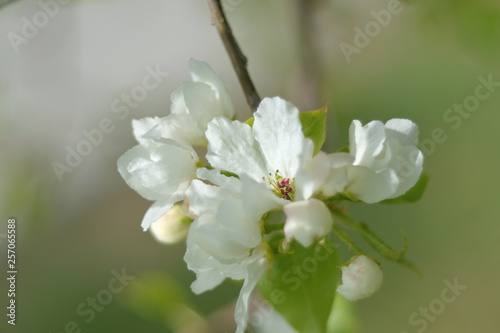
259, 238, 339, 333
220, 170, 239, 178
244, 117, 254, 126
381, 172, 429, 205
336, 145, 349, 153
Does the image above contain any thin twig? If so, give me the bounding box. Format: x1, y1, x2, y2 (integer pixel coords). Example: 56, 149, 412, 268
207, 0, 261, 112
295, 0, 324, 110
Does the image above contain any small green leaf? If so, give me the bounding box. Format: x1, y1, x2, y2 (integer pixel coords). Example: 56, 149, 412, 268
244, 117, 254, 127
381, 172, 429, 205
259, 238, 339, 333
243, 105, 327, 155
336, 145, 349, 153
300, 106, 328, 155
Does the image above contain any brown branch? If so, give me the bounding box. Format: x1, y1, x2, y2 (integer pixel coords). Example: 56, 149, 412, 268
207, 0, 261, 112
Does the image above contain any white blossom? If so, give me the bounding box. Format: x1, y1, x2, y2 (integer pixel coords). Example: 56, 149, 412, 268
316, 119, 424, 203
117, 138, 198, 230
184, 169, 282, 333
205, 97, 333, 247
132, 59, 234, 148
337, 255, 383, 301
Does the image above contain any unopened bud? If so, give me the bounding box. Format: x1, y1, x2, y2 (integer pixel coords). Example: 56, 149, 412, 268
337, 255, 383, 301
150, 204, 192, 245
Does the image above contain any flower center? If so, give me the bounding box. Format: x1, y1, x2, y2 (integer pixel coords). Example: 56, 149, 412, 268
264, 170, 295, 201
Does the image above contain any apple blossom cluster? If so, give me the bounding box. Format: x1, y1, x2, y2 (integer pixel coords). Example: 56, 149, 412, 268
117, 59, 424, 332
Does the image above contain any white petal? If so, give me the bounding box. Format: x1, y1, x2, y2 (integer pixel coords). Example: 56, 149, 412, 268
206, 117, 268, 180
215, 197, 263, 250
388, 146, 424, 198
385, 118, 419, 146
190, 269, 226, 295
346, 166, 398, 203
141, 193, 184, 230
349, 120, 386, 167
186, 179, 230, 216
117, 144, 195, 201
240, 175, 286, 223
170, 86, 189, 115
253, 97, 310, 178
182, 81, 222, 129
132, 117, 160, 145
159, 113, 205, 147
184, 233, 227, 294
295, 151, 332, 200
235, 251, 270, 333
190, 212, 254, 264
283, 199, 333, 248
184, 232, 267, 295
320, 153, 355, 197
189, 58, 234, 119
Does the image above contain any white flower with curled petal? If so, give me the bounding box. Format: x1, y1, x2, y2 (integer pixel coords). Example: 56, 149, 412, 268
306, 119, 424, 203
117, 138, 198, 231
337, 255, 383, 301
184, 168, 283, 333
132, 58, 234, 148
345, 119, 424, 203
205, 97, 333, 248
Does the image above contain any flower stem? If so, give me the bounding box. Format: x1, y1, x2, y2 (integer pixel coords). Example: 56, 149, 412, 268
332, 225, 363, 255
331, 209, 408, 260
207, 0, 261, 112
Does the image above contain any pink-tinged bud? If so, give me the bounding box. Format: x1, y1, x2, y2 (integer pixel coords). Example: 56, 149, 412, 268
337, 255, 383, 301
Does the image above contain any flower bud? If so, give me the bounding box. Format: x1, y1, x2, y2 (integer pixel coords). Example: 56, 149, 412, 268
336, 255, 383, 301
150, 204, 192, 245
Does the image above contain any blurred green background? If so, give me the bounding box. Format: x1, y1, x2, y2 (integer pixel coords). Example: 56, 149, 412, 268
1, 0, 499, 332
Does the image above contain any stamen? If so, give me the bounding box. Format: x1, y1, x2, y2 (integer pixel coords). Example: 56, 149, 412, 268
266, 171, 295, 201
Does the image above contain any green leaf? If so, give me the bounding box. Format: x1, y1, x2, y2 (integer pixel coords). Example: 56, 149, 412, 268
381, 172, 429, 205
299, 106, 328, 155
259, 238, 339, 333
243, 105, 327, 155
336, 145, 349, 153
244, 117, 254, 126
